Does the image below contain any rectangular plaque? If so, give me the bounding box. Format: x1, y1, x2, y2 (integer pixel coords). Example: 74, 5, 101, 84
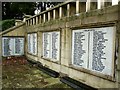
72, 29, 89, 69
27, 34, 31, 53
27, 33, 37, 55
33, 33, 37, 55
43, 32, 51, 58
43, 31, 60, 61
72, 27, 115, 76
51, 32, 60, 61
2, 37, 24, 56
89, 27, 115, 76
14, 38, 24, 55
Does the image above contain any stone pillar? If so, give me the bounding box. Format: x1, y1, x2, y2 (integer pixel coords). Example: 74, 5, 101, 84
86, 0, 91, 12
61, 29, 66, 66
36, 16, 38, 24
65, 28, 72, 66
30, 19, 32, 25
39, 15, 41, 23
67, 3, 70, 17
38, 32, 42, 57
61, 28, 72, 67
33, 18, 35, 25
59, 7, 62, 19
53, 9, 56, 20
43, 13, 46, 23
60, 28, 72, 75
48, 12, 50, 21
76, 0, 79, 14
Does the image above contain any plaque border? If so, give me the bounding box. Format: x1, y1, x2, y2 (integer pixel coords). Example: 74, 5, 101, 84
42, 31, 61, 63
2, 36, 25, 57
27, 32, 38, 56
70, 26, 116, 81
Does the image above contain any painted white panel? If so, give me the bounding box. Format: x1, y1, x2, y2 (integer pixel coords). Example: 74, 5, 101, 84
72, 29, 89, 69
14, 38, 24, 55
43, 32, 51, 58
72, 27, 115, 76
43, 31, 60, 61
2, 37, 24, 56
27, 33, 37, 55
51, 32, 60, 61
89, 27, 115, 76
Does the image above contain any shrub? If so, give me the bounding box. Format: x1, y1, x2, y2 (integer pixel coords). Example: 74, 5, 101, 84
0, 19, 15, 31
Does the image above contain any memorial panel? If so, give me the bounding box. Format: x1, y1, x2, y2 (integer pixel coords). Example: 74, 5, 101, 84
43, 31, 60, 61
43, 32, 51, 58
27, 33, 37, 55
72, 29, 89, 69
72, 27, 115, 76
2, 37, 24, 56
14, 38, 24, 55
89, 27, 115, 76
51, 32, 60, 61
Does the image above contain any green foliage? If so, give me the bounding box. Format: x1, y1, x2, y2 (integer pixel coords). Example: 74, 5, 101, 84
2, 2, 36, 20
0, 19, 15, 31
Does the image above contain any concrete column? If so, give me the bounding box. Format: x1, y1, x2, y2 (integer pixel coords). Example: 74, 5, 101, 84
33, 18, 35, 25
53, 9, 56, 20
48, 12, 50, 21
43, 13, 46, 23
36, 16, 38, 24
30, 19, 32, 25
76, 0, 79, 13
59, 7, 62, 18
65, 28, 72, 66
39, 15, 41, 23
67, 3, 70, 17
86, 0, 91, 12
61, 29, 66, 66
38, 32, 43, 59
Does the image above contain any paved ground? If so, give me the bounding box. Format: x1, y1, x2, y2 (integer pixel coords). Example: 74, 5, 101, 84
2, 56, 72, 89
